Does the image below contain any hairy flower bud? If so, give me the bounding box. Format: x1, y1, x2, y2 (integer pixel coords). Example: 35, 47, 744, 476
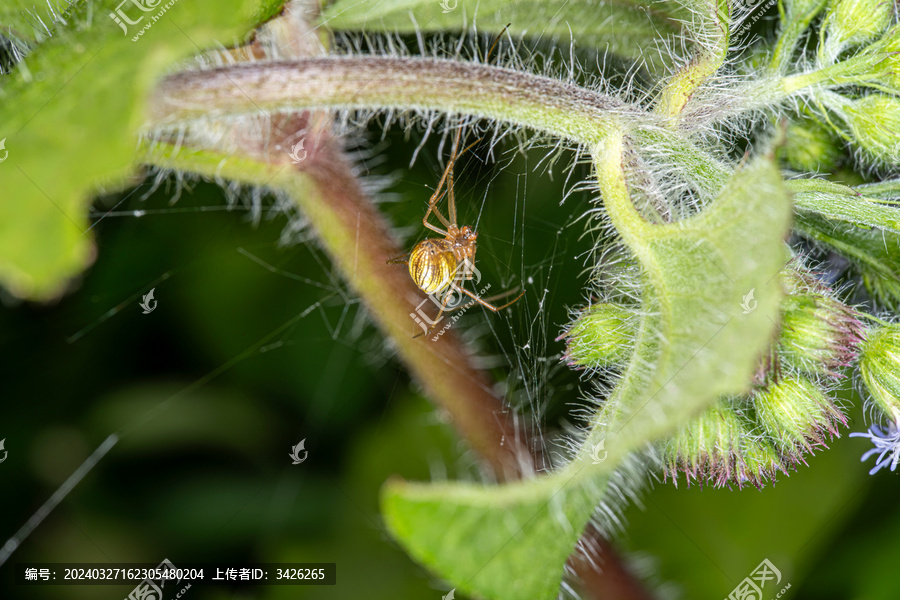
559, 303, 638, 368
778, 290, 865, 377
752, 267, 864, 383
858, 324, 900, 420
865, 24, 900, 91
825, 0, 894, 47
753, 376, 847, 457
841, 94, 900, 165
661, 400, 786, 489
781, 118, 842, 172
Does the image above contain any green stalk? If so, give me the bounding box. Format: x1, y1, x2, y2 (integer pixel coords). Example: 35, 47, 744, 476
654, 0, 730, 119
781, 53, 882, 93
150, 57, 630, 145
148, 56, 737, 205
768, 0, 828, 74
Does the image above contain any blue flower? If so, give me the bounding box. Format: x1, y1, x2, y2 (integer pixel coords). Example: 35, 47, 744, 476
850, 421, 900, 475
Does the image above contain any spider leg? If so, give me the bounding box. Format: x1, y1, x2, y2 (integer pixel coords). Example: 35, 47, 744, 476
423, 191, 451, 236
447, 134, 458, 227
477, 287, 526, 304
447, 136, 484, 227
429, 29, 506, 230
386, 253, 410, 265
456, 284, 525, 312
423, 128, 483, 235
422, 128, 461, 235
441, 292, 479, 314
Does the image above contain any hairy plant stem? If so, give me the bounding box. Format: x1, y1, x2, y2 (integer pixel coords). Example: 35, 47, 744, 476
786, 177, 900, 205
151, 57, 629, 144
593, 131, 641, 233
768, 0, 828, 75
654, 0, 729, 119
149, 56, 741, 204
781, 52, 882, 93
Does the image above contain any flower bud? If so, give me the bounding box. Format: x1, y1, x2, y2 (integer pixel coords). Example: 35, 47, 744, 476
753, 376, 847, 457
858, 324, 900, 420
841, 94, 900, 165
781, 118, 842, 172
864, 24, 900, 92
752, 267, 864, 383
778, 291, 865, 377
661, 401, 786, 489
825, 0, 894, 47
559, 303, 638, 368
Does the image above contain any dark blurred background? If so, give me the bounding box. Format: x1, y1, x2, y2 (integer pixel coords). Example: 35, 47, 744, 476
1, 122, 898, 600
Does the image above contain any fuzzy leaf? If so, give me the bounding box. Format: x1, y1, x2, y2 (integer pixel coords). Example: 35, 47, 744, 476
0, 0, 278, 300
856, 178, 900, 198
381, 149, 792, 600
788, 179, 900, 234
320, 0, 689, 71
382, 475, 605, 600
590, 142, 792, 455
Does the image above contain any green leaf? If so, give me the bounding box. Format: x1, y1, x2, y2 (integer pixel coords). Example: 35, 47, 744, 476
320, 0, 689, 71
590, 140, 792, 456
795, 211, 900, 308
855, 178, 900, 198
381, 145, 792, 600
382, 475, 604, 600
0, 0, 270, 300
787, 178, 900, 234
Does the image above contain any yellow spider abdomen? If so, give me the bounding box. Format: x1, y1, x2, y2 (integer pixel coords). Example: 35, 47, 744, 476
409, 239, 457, 295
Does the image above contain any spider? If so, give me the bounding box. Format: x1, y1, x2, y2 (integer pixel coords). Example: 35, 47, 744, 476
389, 127, 525, 337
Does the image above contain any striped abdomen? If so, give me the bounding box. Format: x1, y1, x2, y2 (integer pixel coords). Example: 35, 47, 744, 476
409, 239, 457, 295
